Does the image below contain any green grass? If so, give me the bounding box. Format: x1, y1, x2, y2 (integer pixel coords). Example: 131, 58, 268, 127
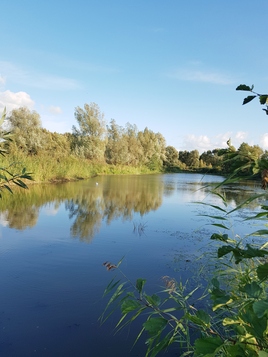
0, 153, 156, 183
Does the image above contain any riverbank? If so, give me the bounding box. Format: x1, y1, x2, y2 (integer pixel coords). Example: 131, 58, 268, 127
3, 153, 160, 184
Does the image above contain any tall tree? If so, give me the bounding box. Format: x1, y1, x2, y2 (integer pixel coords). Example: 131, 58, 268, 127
8, 107, 44, 155
72, 103, 107, 161
105, 119, 128, 165
164, 146, 179, 168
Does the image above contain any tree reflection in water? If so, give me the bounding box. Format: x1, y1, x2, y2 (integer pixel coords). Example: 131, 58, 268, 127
0, 174, 263, 242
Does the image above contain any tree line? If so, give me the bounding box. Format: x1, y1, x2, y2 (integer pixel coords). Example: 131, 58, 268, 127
6, 103, 266, 175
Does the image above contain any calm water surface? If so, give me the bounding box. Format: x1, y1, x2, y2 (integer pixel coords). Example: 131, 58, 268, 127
0, 173, 266, 356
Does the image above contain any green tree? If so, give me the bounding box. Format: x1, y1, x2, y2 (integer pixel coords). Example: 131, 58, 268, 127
164, 146, 179, 168
7, 107, 44, 155
138, 128, 166, 170
105, 119, 129, 165
72, 103, 107, 161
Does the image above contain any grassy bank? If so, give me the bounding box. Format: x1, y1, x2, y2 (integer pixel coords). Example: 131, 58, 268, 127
2, 153, 157, 183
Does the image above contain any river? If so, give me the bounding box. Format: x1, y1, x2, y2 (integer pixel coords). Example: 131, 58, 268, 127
0, 173, 266, 356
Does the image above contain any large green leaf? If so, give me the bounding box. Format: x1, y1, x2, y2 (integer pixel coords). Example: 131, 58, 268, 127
136, 278, 146, 294
194, 336, 223, 356
186, 310, 210, 329
239, 281, 263, 298
257, 263, 268, 280
143, 317, 168, 337
260, 95, 268, 105
253, 300, 268, 318
236, 84, 253, 91
144, 294, 161, 307
121, 298, 141, 314
243, 95, 256, 105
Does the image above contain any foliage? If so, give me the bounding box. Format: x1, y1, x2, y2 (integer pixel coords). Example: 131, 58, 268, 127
100, 86, 268, 356
0, 108, 33, 197
102, 190, 268, 356
236, 84, 268, 115
72, 103, 107, 161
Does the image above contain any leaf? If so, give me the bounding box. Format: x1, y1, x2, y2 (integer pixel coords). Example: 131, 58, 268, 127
243, 95, 256, 105
186, 310, 210, 329
236, 84, 252, 91
257, 263, 268, 280
211, 223, 229, 229
253, 300, 268, 318
211, 233, 229, 242
121, 299, 141, 314
258, 351, 268, 357
136, 278, 146, 294
227, 194, 265, 215
259, 95, 268, 105
239, 281, 263, 298
143, 317, 168, 337
194, 336, 223, 356
251, 229, 268, 237
145, 294, 161, 307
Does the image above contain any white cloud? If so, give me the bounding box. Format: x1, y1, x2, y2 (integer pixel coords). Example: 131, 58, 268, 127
0, 90, 35, 112
0, 60, 81, 90
235, 131, 247, 141
183, 134, 211, 152
181, 131, 250, 152
49, 106, 62, 114
260, 133, 268, 149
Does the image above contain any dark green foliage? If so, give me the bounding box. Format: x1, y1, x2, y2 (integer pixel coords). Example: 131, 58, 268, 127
237, 84, 268, 115
102, 178, 268, 356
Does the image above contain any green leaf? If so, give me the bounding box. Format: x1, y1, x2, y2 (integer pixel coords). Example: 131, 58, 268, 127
211, 223, 229, 229
253, 300, 268, 318
236, 84, 252, 91
257, 263, 268, 280
239, 281, 263, 298
251, 229, 268, 237
136, 278, 146, 294
243, 95, 256, 105
258, 351, 268, 357
217, 245, 234, 258
186, 310, 210, 329
260, 95, 268, 105
144, 294, 161, 307
194, 336, 223, 356
121, 299, 141, 314
143, 317, 168, 337
211, 233, 229, 242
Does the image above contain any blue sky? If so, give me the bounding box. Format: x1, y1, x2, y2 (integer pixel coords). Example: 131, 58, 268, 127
1, 0, 268, 153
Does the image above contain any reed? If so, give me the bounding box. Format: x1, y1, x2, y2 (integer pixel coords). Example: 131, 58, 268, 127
0, 153, 155, 183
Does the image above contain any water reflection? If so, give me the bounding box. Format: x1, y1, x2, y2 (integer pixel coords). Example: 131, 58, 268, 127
0, 174, 264, 241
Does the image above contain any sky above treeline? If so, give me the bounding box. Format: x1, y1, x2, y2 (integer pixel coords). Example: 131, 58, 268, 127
1, 1, 268, 153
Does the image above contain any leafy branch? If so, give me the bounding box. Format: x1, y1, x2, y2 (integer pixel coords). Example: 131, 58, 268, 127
0, 108, 33, 196
236, 84, 268, 115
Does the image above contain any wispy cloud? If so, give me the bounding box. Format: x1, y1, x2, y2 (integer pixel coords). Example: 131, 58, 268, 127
0, 61, 81, 90
167, 63, 235, 85
0, 90, 35, 113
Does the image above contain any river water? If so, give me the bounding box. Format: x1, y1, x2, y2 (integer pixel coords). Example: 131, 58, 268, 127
0, 173, 266, 356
